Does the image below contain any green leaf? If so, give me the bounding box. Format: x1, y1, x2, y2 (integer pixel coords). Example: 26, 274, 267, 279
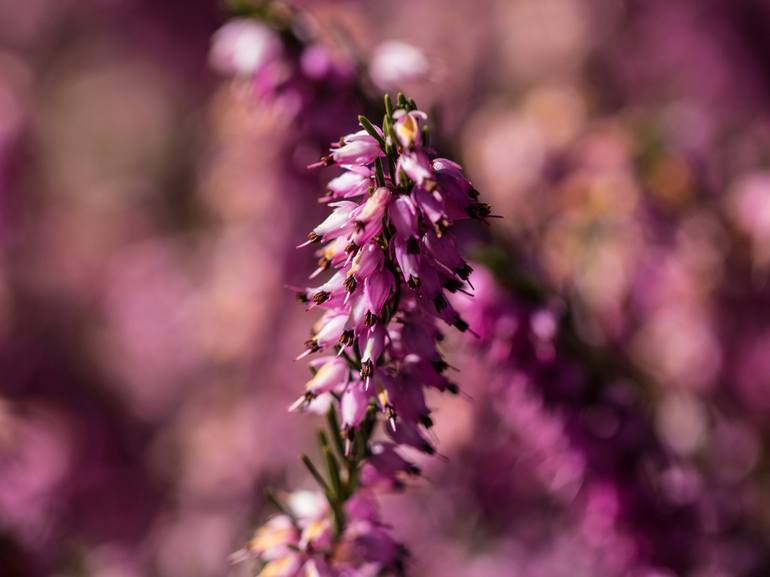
358, 115, 386, 150
330, 502, 345, 537
326, 407, 346, 460
384, 93, 394, 119
301, 454, 330, 494
323, 445, 343, 499
374, 158, 386, 187
383, 114, 400, 159
264, 488, 296, 523
346, 462, 359, 497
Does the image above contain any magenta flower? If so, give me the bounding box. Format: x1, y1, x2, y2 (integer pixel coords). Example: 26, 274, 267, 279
360, 442, 420, 490
244, 94, 490, 577
326, 166, 374, 200
294, 95, 488, 451
236, 489, 402, 577
329, 130, 385, 167
209, 19, 283, 78
209, 19, 286, 97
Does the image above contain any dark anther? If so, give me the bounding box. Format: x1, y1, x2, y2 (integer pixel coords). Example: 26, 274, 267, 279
360, 360, 374, 380
338, 330, 355, 347
364, 311, 379, 326
453, 317, 469, 332
433, 294, 448, 312
375, 235, 388, 251
307, 231, 321, 243
442, 278, 463, 293
434, 218, 450, 237
407, 275, 421, 290
303, 338, 320, 353
406, 237, 421, 254
312, 290, 331, 305
456, 264, 473, 280
344, 276, 357, 293
466, 202, 492, 220
431, 359, 449, 373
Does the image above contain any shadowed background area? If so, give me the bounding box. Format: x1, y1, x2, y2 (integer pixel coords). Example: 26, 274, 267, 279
2, 1, 770, 576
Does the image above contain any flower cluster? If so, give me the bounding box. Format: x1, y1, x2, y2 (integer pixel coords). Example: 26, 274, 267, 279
295, 95, 489, 451
240, 95, 489, 576
234, 490, 403, 577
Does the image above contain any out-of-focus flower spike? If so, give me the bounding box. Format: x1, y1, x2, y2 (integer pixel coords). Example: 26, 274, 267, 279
387, 419, 434, 454
361, 442, 420, 490
257, 553, 302, 577
209, 19, 283, 78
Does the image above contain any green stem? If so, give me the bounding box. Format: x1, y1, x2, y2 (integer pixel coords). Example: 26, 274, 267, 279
384, 93, 394, 119
326, 406, 346, 460
374, 158, 386, 187
319, 431, 344, 498
264, 488, 298, 525
301, 454, 331, 495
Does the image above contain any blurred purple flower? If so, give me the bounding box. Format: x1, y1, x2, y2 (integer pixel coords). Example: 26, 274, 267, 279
370, 41, 430, 91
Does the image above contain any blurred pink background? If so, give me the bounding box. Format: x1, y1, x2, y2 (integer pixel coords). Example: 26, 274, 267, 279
3, 1, 770, 576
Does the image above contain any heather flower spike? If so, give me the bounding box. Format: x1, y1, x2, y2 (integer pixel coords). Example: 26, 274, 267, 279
245, 93, 491, 577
